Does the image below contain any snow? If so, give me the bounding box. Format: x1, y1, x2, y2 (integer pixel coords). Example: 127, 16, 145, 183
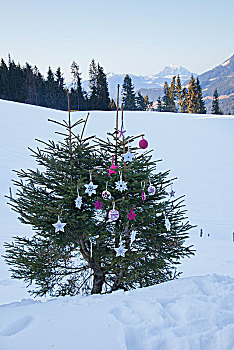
221, 59, 230, 67
0, 100, 234, 349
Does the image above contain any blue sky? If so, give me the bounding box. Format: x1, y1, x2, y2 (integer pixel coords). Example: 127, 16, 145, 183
0, 0, 233, 80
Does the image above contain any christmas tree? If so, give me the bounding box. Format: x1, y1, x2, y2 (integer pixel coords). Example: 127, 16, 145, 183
4, 97, 194, 297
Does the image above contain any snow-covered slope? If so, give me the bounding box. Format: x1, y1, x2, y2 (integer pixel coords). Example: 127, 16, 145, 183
0, 100, 234, 349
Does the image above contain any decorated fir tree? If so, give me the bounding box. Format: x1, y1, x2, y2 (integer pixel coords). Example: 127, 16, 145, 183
4, 100, 194, 297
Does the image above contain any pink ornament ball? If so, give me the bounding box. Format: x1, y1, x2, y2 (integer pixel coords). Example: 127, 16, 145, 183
139, 137, 148, 149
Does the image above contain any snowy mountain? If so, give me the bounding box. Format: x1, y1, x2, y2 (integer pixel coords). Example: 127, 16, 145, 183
0, 101, 234, 349
198, 54, 234, 114
82, 65, 196, 100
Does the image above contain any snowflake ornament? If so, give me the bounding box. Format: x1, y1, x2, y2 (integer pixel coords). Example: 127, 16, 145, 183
148, 177, 156, 196
52, 216, 66, 233
84, 171, 98, 196
123, 151, 134, 162
169, 183, 175, 198
115, 172, 127, 192
123, 143, 134, 162
114, 242, 128, 257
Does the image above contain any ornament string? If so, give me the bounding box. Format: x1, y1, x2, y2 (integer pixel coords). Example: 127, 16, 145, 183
89, 170, 92, 182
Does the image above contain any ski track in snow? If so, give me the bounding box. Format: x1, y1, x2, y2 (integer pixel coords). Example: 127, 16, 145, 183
0, 101, 234, 349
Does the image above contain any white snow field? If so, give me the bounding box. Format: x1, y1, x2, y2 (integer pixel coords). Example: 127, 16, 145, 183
0, 100, 234, 349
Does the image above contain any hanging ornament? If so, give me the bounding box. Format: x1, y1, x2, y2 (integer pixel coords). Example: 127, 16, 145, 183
130, 230, 137, 245
52, 216, 66, 233
102, 181, 112, 200
148, 176, 156, 196
75, 186, 82, 209
139, 136, 148, 149
169, 182, 175, 198
84, 171, 98, 196
114, 242, 128, 257
107, 155, 119, 177
123, 143, 134, 162
108, 202, 120, 221
165, 215, 171, 231
118, 125, 126, 139
141, 182, 146, 202
115, 171, 128, 192
127, 207, 136, 221
94, 198, 103, 210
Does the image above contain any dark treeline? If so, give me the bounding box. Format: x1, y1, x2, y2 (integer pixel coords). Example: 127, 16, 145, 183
0, 56, 116, 111
0, 56, 222, 114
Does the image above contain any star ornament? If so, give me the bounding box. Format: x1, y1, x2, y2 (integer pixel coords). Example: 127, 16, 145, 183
118, 126, 126, 139
52, 218, 66, 233
114, 242, 128, 257
123, 151, 134, 162
75, 195, 82, 209
84, 181, 98, 196
127, 207, 136, 221
107, 155, 119, 177
170, 189, 175, 198
94, 198, 103, 210
115, 180, 128, 192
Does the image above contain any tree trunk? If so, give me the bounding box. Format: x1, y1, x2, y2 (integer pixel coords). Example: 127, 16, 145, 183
91, 261, 104, 294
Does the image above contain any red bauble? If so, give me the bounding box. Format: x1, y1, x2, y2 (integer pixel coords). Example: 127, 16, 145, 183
139, 137, 148, 149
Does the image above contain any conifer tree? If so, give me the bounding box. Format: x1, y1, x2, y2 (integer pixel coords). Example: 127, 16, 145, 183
96, 64, 111, 110
136, 92, 146, 110
176, 75, 184, 112
162, 82, 171, 112
195, 77, 206, 114
4, 110, 194, 296
181, 88, 188, 113
156, 97, 162, 112
211, 88, 222, 114
88, 59, 98, 109
122, 75, 136, 110
169, 76, 177, 112
186, 75, 197, 114
70, 61, 85, 111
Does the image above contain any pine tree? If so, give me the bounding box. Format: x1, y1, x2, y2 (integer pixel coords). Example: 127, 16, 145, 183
181, 88, 188, 113
211, 88, 222, 114
169, 76, 177, 112
88, 59, 98, 109
186, 75, 197, 114
156, 97, 162, 112
195, 77, 206, 114
4, 111, 194, 296
176, 75, 184, 112
122, 75, 136, 110
45, 67, 57, 109
162, 82, 171, 112
136, 92, 146, 110
96, 64, 111, 110
70, 61, 85, 111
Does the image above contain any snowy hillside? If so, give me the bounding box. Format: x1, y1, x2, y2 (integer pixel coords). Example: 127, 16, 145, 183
0, 101, 234, 349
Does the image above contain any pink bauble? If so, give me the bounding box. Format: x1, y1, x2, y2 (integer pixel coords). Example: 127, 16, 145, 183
139, 137, 148, 149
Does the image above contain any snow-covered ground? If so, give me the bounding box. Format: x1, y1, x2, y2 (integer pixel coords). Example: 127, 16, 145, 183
0, 100, 234, 349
